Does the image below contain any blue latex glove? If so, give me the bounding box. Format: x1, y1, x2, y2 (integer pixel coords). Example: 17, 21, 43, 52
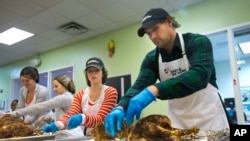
126, 88, 156, 125
67, 114, 82, 129
43, 122, 58, 133
104, 107, 125, 137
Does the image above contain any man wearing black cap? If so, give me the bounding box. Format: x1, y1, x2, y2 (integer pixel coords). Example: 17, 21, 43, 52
105, 8, 230, 137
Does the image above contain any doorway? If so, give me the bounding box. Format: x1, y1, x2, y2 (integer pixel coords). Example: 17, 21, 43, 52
206, 23, 250, 124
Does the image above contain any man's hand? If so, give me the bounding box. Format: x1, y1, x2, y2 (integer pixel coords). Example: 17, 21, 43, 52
104, 107, 125, 137
126, 88, 156, 125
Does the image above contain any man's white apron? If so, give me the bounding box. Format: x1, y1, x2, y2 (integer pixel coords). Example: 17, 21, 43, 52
158, 33, 229, 130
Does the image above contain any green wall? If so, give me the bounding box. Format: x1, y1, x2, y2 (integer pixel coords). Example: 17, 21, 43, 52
1, 0, 250, 118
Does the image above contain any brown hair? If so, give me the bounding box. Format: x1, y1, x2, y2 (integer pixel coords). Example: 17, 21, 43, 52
168, 16, 180, 28
54, 75, 75, 94
160, 16, 180, 29
20, 66, 39, 83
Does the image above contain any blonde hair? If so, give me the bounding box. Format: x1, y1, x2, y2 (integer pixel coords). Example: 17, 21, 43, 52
54, 75, 75, 94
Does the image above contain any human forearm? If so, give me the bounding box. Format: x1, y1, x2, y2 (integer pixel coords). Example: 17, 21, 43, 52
59, 92, 83, 125
22, 114, 37, 125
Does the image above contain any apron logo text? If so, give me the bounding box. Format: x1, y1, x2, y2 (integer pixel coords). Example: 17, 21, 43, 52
164, 68, 186, 76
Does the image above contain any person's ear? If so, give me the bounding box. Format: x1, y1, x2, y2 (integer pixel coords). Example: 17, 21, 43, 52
166, 17, 173, 27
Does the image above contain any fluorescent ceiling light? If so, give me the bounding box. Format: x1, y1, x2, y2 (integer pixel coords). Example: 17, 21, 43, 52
239, 42, 250, 54
0, 27, 34, 45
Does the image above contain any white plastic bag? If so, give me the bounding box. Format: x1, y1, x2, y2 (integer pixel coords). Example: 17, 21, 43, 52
55, 126, 84, 139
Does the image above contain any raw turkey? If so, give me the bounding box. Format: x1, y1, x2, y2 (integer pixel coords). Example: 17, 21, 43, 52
128, 114, 199, 141
90, 114, 199, 141
0, 115, 33, 139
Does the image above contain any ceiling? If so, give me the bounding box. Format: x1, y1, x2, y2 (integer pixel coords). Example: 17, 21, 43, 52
1, 0, 249, 67
0, 0, 207, 66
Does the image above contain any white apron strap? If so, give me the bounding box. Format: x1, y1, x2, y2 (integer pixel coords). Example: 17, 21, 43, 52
178, 33, 189, 71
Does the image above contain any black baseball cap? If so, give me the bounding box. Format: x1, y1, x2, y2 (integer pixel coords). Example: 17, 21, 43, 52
137, 8, 170, 37
85, 57, 104, 70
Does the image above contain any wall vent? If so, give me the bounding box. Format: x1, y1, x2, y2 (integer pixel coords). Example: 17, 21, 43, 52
58, 22, 88, 36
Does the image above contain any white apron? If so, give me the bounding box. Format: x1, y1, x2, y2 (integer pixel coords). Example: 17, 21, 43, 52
81, 85, 107, 136
158, 33, 229, 130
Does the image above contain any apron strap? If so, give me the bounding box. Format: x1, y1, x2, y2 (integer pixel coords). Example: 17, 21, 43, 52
178, 33, 189, 71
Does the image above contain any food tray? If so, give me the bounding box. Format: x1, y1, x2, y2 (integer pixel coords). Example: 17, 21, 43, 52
180, 129, 230, 141
43, 136, 92, 141
0, 134, 55, 141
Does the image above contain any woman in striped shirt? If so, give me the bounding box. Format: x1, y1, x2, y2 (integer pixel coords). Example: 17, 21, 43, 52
44, 57, 118, 136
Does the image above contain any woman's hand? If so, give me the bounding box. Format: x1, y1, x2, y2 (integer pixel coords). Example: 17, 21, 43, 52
43, 122, 59, 133
24, 119, 32, 125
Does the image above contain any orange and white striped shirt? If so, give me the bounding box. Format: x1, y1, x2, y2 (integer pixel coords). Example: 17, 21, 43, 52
58, 85, 118, 129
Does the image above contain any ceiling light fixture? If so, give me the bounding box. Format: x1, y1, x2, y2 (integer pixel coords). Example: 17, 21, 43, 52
239, 42, 250, 54
0, 27, 34, 45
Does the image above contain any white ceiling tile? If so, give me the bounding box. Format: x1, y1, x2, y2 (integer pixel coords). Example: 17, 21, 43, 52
94, 23, 120, 34
50, 0, 91, 20
25, 36, 61, 51
97, 2, 136, 22
0, 0, 45, 18
8, 42, 39, 56
76, 12, 112, 29
76, 0, 119, 11
15, 19, 51, 34
75, 31, 99, 40
0, 8, 26, 30
31, 9, 70, 28
123, 0, 166, 13
32, 0, 63, 8
114, 14, 141, 27
59, 37, 82, 45
41, 29, 73, 41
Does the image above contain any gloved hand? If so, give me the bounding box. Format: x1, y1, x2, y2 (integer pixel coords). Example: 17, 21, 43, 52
67, 114, 83, 129
104, 107, 125, 137
43, 122, 58, 133
126, 88, 156, 125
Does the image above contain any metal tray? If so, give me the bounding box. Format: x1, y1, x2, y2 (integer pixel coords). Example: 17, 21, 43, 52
43, 136, 92, 141
0, 134, 55, 141
180, 129, 230, 141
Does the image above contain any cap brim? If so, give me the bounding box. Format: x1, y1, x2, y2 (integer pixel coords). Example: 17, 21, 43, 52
137, 20, 162, 37
85, 65, 102, 71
